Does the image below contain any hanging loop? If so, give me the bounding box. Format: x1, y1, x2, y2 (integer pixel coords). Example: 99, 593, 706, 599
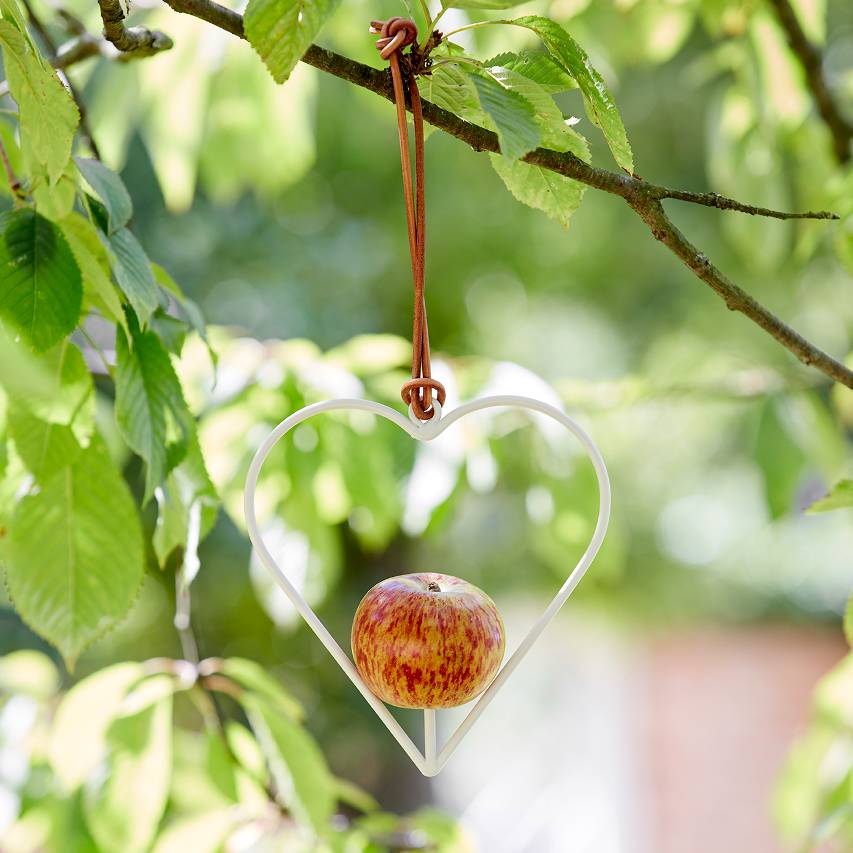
371, 17, 446, 422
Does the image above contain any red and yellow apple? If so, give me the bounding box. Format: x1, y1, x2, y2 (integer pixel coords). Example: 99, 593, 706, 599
351, 572, 505, 709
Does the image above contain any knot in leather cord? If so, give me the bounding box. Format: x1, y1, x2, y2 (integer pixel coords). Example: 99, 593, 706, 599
370, 17, 418, 60
370, 18, 446, 421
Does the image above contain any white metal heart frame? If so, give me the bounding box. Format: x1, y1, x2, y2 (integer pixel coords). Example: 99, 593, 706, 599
244, 395, 611, 776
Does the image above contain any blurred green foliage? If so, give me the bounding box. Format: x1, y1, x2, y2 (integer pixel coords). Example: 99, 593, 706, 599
0, 649, 471, 851
0, 0, 850, 848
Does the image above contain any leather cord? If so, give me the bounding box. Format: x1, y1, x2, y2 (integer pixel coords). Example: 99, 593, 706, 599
371, 17, 447, 421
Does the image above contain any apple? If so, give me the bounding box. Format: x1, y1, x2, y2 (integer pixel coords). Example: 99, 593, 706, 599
351, 572, 505, 709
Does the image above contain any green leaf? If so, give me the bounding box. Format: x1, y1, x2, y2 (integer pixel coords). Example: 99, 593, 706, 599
245, 694, 334, 833
245, 0, 340, 84
0, 394, 6, 481
224, 721, 271, 799
210, 657, 303, 719
153, 433, 218, 568
0, 649, 60, 700
0, 326, 53, 410
84, 696, 173, 853
845, 591, 853, 648
5, 434, 145, 667
108, 227, 159, 326
484, 64, 587, 153
0, 208, 82, 351
7, 406, 82, 482
485, 69, 589, 227
75, 158, 132, 234
115, 313, 194, 502
508, 16, 634, 171
150, 309, 189, 356
153, 264, 216, 365
0, 19, 78, 183
32, 159, 78, 220
487, 50, 577, 93
152, 810, 240, 853
469, 71, 540, 161
59, 212, 128, 334
755, 400, 807, 518
333, 776, 379, 813
421, 62, 484, 122
490, 154, 587, 227
49, 662, 146, 790
808, 480, 853, 513
1, 338, 93, 426
444, 0, 520, 7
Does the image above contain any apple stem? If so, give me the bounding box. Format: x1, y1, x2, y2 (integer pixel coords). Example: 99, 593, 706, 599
424, 708, 437, 770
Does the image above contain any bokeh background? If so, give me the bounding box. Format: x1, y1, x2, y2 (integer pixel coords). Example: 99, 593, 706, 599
2, 0, 853, 850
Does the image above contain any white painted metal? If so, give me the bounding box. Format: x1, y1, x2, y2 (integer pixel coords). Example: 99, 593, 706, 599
424, 708, 437, 768
243, 396, 611, 776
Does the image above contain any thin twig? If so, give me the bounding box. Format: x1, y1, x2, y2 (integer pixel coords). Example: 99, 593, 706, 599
39, 0, 852, 389
767, 0, 852, 165
653, 187, 837, 220
0, 135, 25, 203
625, 197, 850, 386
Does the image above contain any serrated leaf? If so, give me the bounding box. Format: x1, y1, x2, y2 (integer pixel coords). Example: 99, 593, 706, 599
49, 662, 145, 790
0, 19, 78, 183
808, 480, 853, 513
487, 50, 577, 93
150, 309, 188, 356
0, 208, 82, 351
5, 433, 145, 667
212, 657, 303, 719
7, 406, 81, 481
490, 154, 586, 227
469, 71, 540, 160
245, 694, 334, 833
32, 159, 78, 220
84, 696, 173, 853
153, 433, 218, 568
59, 212, 128, 334
108, 227, 159, 326
153, 263, 216, 365
115, 313, 194, 502
245, 0, 340, 84
484, 65, 587, 153
75, 158, 132, 234
421, 62, 484, 122
508, 16, 633, 171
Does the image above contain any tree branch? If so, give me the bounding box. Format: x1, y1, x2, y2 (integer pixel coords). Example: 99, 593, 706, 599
98, 0, 173, 57
626, 199, 853, 387
767, 0, 852, 165
67, 0, 853, 389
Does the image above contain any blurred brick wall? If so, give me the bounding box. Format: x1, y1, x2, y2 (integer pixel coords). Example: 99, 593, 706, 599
640, 625, 846, 853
